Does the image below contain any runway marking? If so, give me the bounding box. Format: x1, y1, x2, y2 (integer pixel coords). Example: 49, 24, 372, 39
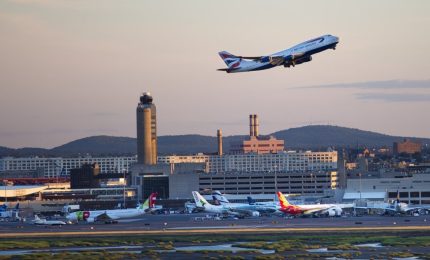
2, 226, 430, 238
167, 225, 269, 230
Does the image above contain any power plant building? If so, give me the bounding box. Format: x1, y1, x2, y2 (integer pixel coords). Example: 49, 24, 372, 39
136, 92, 157, 165
393, 139, 422, 155
230, 114, 284, 154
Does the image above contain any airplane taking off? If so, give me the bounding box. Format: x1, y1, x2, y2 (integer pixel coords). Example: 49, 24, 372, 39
66, 192, 158, 223
218, 34, 339, 73
277, 191, 347, 217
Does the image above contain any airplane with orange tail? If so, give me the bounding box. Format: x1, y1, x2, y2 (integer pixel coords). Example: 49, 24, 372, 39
276, 191, 350, 217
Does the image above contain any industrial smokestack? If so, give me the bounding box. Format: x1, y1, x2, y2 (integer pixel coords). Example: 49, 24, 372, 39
253, 114, 259, 137
217, 129, 223, 156
249, 114, 255, 137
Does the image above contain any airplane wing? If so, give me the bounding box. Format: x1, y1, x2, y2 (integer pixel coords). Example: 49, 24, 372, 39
302, 206, 333, 215
336, 203, 355, 209
284, 52, 305, 61
404, 206, 429, 212
303, 208, 326, 215
94, 213, 117, 222
241, 52, 306, 65
237, 56, 263, 60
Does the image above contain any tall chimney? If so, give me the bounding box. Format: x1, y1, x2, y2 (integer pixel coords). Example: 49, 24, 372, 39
249, 114, 255, 137
253, 114, 259, 137
217, 129, 223, 156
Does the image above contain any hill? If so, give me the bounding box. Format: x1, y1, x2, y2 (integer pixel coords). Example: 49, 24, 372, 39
0, 125, 429, 157
272, 125, 428, 148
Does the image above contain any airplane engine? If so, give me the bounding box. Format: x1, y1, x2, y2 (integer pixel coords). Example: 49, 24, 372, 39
294, 56, 312, 65
334, 207, 342, 216
327, 209, 336, 217
86, 217, 95, 223
260, 56, 270, 63
251, 211, 260, 217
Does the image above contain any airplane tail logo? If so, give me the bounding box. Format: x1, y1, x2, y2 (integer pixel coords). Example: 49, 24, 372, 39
149, 192, 157, 208
192, 191, 209, 208
139, 192, 157, 209
277, 191, 291, 208
218, 51, 242, 69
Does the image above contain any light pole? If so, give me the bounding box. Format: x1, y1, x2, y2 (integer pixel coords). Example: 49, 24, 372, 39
359, 173, 362, 200
123, 169, 126, 209
3, 180, 8, 203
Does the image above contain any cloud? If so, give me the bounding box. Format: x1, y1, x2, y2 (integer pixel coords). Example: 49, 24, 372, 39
296, 79, 430, 90
355, 92, 430, 102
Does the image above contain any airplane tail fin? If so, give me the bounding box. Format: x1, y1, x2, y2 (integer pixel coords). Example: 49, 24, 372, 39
34, 215, 40, 221
218, 51, 242, 69
192, 191, 210, 208
149, 192, 157, 208
139, 198, 149, 209
0, 204, 7, 211
277, 191, 291, 208
247, 196, 256, 205
212, 190, 229, 203
14, 203, 19, 210
212, 195, 221, 205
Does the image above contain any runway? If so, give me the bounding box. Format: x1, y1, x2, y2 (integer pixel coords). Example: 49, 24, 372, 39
1, 214, 429, 238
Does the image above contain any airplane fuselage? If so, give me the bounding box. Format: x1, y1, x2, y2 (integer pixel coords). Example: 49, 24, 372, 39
67, 208, 146, 222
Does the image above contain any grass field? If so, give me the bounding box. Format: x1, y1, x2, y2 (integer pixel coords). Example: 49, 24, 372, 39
1, 231, 430, 259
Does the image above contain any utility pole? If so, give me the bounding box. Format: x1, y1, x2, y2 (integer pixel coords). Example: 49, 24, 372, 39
123, 168, 126, 209
4, 180, 8, 203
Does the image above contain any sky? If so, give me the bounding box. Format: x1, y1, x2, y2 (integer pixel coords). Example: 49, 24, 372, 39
0, 0, 429, 148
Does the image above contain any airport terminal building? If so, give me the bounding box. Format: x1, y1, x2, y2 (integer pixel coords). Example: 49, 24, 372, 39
133, 151, 339, 200
0, 156, 137, 178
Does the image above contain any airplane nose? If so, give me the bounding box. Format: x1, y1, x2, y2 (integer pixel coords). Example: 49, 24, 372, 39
333, 36, 339, 43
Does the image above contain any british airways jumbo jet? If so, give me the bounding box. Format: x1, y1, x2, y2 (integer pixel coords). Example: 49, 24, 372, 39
218, 34, 339, 73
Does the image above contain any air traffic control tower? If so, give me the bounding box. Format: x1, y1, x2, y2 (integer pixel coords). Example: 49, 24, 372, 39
136, 92, 157, 165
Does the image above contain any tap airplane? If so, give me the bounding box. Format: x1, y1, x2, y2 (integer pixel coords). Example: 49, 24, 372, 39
66, 192, 158, 223
277, 191, 349, 217
218, 34, 339, 73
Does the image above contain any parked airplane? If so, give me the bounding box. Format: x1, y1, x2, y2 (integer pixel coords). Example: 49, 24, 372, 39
192, 191, 260, 217
0, 203, 19, 218
218, 34, 339, 73
0, 204, 7, 211
356, 192, 430, 215
66, 192, 158, 223
211, 191, 277, 214
33, 215, 67, 226
277, 191, 346, 217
